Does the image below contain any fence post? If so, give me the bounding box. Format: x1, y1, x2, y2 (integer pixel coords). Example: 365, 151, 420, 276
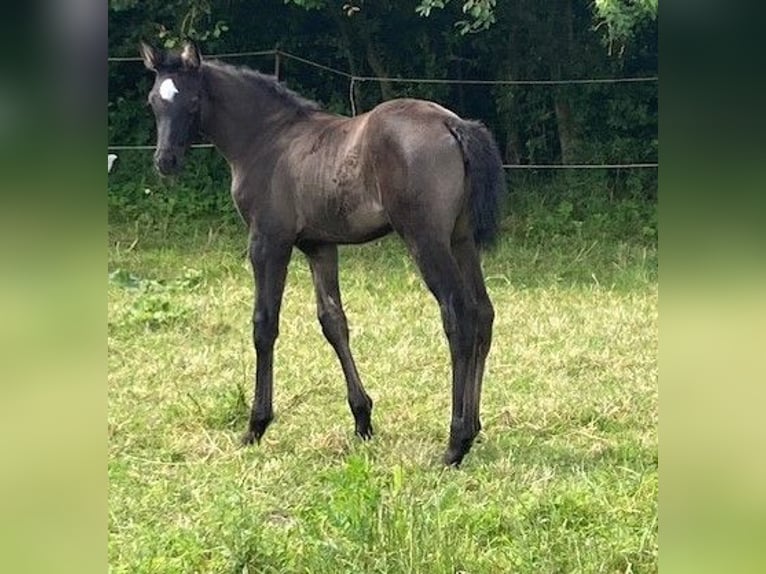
274, 49, 281, 80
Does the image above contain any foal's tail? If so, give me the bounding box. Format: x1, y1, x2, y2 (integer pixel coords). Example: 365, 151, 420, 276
445, 118, 506, 247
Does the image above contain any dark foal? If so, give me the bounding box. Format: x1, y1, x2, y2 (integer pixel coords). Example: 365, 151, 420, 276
140, 41, 505, 466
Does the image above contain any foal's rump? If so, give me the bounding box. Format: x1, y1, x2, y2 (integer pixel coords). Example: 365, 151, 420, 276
365, 99, 504, 246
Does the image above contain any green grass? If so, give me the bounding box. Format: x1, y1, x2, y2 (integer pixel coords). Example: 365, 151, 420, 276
108, 220, 657, 573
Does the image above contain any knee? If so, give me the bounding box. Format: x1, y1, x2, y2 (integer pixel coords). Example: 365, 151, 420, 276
253, 309, 278, 352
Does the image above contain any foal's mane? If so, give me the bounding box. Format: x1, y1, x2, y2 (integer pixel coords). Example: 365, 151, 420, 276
204, 59, 323, 116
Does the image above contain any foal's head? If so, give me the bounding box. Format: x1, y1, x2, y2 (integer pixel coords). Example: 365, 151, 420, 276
140, 41, 204, 175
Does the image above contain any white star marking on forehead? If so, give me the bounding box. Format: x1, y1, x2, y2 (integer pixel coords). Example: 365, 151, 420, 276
159, 78, 180, 102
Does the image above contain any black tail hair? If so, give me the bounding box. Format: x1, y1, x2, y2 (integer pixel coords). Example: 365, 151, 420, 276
445, 118, 506, 247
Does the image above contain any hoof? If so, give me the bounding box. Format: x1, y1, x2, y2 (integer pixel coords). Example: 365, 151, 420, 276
241, 414, 272, 446
443, 446, 467, 467
443, 431, 474, 467
355, 421, 374, 441
350, 398, 373, 440
240, 430, 257, 446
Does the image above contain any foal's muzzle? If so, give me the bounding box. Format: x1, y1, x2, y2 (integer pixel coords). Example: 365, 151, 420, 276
154, 149, 184, 176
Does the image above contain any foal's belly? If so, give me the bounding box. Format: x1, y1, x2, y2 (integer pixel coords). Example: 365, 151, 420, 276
298, 192, 391, 244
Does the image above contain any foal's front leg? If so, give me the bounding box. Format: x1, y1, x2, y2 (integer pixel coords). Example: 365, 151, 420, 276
241, 235, 292, 445
303, 243, 374, 439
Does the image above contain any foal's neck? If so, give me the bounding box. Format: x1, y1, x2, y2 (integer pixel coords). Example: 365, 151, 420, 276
200, 62, 308, 167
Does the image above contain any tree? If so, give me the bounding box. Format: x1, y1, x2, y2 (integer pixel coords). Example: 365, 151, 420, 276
109, 0, 657, 188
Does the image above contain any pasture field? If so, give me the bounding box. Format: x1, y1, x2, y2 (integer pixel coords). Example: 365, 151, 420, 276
108, 220, 657, 573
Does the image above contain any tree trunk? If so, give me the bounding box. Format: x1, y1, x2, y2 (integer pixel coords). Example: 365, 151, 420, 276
363, 43, 393, 101
554, 93, 578, 164
504, 122, 521, 166
552, 0, 579, 164
331, 9, 362, 114
356, 13, 394, 101
501, 1, 521, 165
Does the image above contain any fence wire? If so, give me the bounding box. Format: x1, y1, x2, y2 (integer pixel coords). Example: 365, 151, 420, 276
108, 48, 658, 169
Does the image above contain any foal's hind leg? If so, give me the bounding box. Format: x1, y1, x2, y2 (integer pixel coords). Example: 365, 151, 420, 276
303, 244, 374, 439
400, 233, 480, 466
452, 234, 494, 437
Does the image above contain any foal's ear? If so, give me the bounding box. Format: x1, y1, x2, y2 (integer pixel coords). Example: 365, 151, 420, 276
181, 41, 202, 70
139, 41, 161, 71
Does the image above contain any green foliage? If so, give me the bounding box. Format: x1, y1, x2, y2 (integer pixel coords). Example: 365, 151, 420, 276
108, 149, 237, 230
510, 175, 657, 248
285, 0, 498, 31
109, 0, 229, 44
416, 0, 497, 33
284, 0, 327, 10
593, 0, 658, 53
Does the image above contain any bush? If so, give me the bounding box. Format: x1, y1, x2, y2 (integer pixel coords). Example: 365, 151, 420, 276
108, 148, 239, 229
108, 160, 656, 249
